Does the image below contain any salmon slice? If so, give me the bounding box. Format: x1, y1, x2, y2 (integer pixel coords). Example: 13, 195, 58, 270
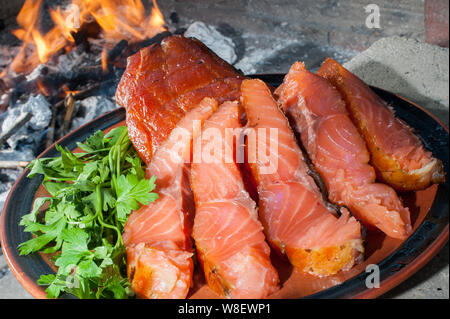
123, 98, 218, 298
241, 79, 363, 277
191, 101, 279, 298
115, 35, 243, 164
317, 58, 445, 191
276, 62, 412, 239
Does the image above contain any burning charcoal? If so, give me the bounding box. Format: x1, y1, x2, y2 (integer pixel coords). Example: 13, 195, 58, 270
0, 92, 10, 113
233, 41, 298, 75
25, 64, 49, 82
0, 190, 9, 212
0, 148, 34, 162
56, 50, 90, 78
72, 20, 102, 48
21, 94, 52, 130
71, 96, 118, 130
0, 112, 33, 147
108, 40, 129, 64
128, 31, 172, 56
184, 22, 237, 64
0, 166, 25, 212
1, 94, 51, 149
1, 116, 29, 150
173, 28, 187, 35
169, 12, 179, 25
0, 46, 19, 70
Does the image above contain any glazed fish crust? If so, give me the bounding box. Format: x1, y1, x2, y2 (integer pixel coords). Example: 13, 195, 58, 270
317, 58, 445, 191
115, 35, 243, 164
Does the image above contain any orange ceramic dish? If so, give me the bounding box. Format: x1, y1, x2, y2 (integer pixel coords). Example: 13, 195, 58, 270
1, 76, 448, 299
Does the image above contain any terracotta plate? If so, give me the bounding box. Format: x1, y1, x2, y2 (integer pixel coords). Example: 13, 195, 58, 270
1, 74, 448, 299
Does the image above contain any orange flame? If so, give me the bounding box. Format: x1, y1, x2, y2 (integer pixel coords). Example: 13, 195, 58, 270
62, 84, 81, 97
9, 0, 166, 74
101, 47, 108, 72
36, 78, 51, 96
149, 0, 166, 35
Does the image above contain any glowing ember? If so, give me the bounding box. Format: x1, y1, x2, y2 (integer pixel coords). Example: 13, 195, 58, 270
101, 47, 108, 72
9, 0, 167, 74
62, 84, 81, 97
36, 78, 51, 97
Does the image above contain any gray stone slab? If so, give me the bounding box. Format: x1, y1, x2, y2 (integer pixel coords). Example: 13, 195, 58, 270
381, 243, 449, 299
0, 250, 33, 299
344, 36, 449, 125
0, 268, 33, 299
159, 0, 425, 53
0, 253, 7, 269
344, 36, 449, 299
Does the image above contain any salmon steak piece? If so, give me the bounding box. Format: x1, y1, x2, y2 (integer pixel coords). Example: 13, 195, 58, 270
191, 101, 279, 299
317, 58, 445, 191
123, 98, 218, 298
276, 62, 412, 239
241, 79, 363, 277
115, 35, 243, 164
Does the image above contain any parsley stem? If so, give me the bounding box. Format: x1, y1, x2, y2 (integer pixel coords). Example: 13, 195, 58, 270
98, 218, 122, 249
116, 145, 121, 180
43, 176, 76, 182
94, 185, 122, 248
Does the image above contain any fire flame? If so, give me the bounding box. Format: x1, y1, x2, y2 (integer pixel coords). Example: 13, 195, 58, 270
9, 0, 166, 74
62, 84, 81, 97
101, 47, 108, 72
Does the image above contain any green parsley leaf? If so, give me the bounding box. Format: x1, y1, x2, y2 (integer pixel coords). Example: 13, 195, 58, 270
19, 126, 158, 299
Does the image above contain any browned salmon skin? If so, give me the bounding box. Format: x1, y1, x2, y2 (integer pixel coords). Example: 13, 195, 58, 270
276, 62, 412, 239
317, 58, 445, 191
191, 101, 279, 298
115, 35, 243, 164
241, 79, 363, 277
123, 98, 217, 298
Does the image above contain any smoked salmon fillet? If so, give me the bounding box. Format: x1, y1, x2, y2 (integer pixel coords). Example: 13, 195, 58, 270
241, 79, 363, 277
317, 58, 445, 191
191, 101, 279, 298
123, 98, 218, 298
276, 62, 412, 239
115, 35, 243, 164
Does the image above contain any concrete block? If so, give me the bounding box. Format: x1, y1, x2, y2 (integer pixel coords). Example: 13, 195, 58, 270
382, 243, 449, 299
344, 36, 449, 125
345, 36, 449, 299
0, 268, 33, 299
425, 0, 449, 47
0, 253, 7, 269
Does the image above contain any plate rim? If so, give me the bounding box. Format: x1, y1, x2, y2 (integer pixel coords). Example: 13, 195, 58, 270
348, 88, 449, 299
1, 81, 448, 299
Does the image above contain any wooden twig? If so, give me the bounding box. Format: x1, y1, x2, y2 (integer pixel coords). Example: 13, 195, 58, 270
108, 39, 129, 63
0, 112, 33, 146
61, 93, 76, 137
128, 31, 172, 56
46, 79, 115, 146
54, 82, 103, 110
0, 160, 29, 169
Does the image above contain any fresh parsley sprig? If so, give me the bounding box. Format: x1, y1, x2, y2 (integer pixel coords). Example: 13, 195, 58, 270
18, 126, 158, 299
